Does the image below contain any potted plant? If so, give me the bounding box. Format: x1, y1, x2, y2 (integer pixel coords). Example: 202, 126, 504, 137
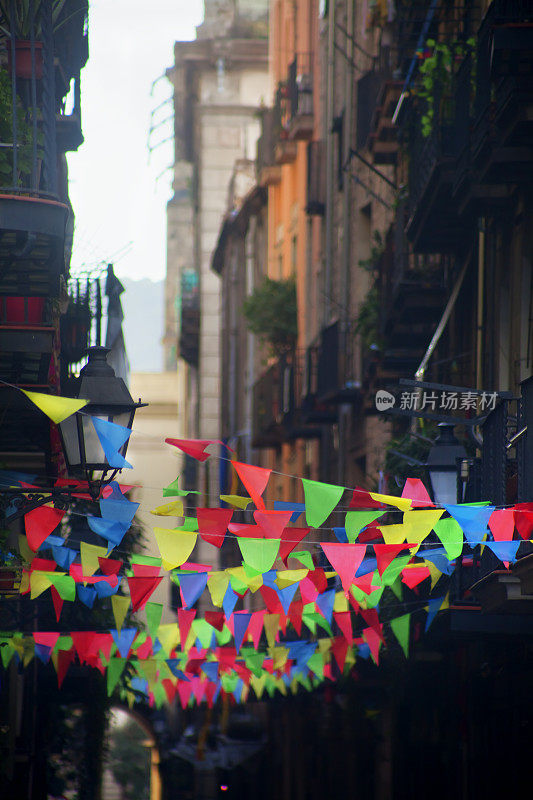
0, 66, 43, 186
0, 0, 68, 79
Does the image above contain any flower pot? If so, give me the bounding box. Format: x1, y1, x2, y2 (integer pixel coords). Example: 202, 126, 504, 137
0, 296, 45, 325
7, 40, 44, 80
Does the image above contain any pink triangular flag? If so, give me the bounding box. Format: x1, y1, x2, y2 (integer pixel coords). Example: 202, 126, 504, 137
401, 478, 434, 508
320, 543, 366, 595
254, 510, 293, 539
488, 508, 515, 541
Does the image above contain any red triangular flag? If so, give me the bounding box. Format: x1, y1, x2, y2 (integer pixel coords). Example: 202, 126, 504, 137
349, 488, 384, 509
374, 543, 412, 576
488, 508, 515, 541
331, 636, 349, 672
205, 611, 225, 631
247, 610, 266, 649
401, 566, 430, 589
259, 585, 283, 613
177, 608, 196, 649
57, 648, 75, 688
320, 543, 366, 595
71, 632, 97, 664
288, 600, 303, 635
228, 522, 264, 538
177, 681, 193, 709
197, 507, 233, 547
25, 506, 65, 551
362, 626, 382, 664
127, 576, 163, 612
359, 607, 384, 641
333, 610, 353, 643
98, 557, 123, 575
165, 438, 213, 462
515, 510, 533, 540
279, 526, 310, 563
232, 461, 271, 511
51, 586, 63, 622
254, 510, 293, 539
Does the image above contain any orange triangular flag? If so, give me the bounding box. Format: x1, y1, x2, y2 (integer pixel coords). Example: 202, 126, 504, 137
233, 461, 271, 511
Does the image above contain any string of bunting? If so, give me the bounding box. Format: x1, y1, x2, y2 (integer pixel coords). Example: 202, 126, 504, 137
1, 397, 532, 710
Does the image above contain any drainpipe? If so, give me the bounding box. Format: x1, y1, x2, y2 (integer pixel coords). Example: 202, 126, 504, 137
245, 217, 256, 464
338, 0, 354, 486
476, 218, 486, 390
324, 0, 336, 325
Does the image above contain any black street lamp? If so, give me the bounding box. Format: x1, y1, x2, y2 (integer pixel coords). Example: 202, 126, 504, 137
426, 423, 466, 505
58, 346, 146, 495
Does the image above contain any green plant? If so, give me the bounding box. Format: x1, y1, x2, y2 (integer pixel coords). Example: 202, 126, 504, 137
414, 37, 476, 138
242, 275, 298, 356
0, 67, 43, 185
354, 282, 383, 351
0, 0, 67, 38
358, 230, 385, 273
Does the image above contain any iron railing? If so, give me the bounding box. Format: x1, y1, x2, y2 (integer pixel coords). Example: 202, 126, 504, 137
287, 52, 313, 120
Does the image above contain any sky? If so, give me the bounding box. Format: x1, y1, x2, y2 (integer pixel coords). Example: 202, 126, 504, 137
67, 0, 205, 283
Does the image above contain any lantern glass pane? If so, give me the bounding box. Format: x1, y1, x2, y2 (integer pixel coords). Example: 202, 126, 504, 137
82, 414, 108, 465
429, 469, 457, 506
59, 414, 81, 466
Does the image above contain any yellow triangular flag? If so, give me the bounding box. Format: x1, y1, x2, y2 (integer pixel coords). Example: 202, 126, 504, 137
156, 623, 179, 655
207, 571, 230, 607
219, 494, 252, 510
80, 542, 108, 577
424, 560, 442, 590
21, 389, 88, 424
272, 646, 289, 670
369, 491, 412, 511
150, 500, 184, 517
263, 613, 279, 649
111, 595, 130, 633
275, 568, 308, 589
153, 528, 197, 570
379, 523, 409, 545
250, 673, 266, 699
333, 591, 349, 612
30, 571, 52, 599
18, 534, 35, 564
403, 509, 445, 546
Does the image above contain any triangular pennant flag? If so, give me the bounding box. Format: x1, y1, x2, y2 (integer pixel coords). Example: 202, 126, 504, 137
401, 566, 430, 589
98, 556, 123, 575
25, 506, 65, 551
222, 584, 239, 619
51, 586, 63, 622
163, 477, 200, 497
333, 611, 353, 643
444, 504, 494, 545
111, 595, 131, 633
279, 527, 310, 563
515, 510, 533, 540
390, 613, 410, 657
302, 478, 345, 528
276, 582, 299, 615
151, 500, 184, 516
127, 576, 163, 612
316, 588, 335, 623
92, 417, 132, 469
362, 627, 382, 665
254, 510, 293, 539
488, 508, 515, 541
145, 602, 163, 639
434, 517, 464, 560
485, 540, 521, 565
165, 437, 215, 461
177, 609, 196, 651
401, 478, 434, 508
263, 613, 280, 648
320, 543, 366, 595
205, 611, 225, 631
331, 636, 349, 672
374, 543, 412, 576
154, 529, 197, 570
219, 494, 252, 510
247, 610, 266, 649
233, 612, 252, 653
232, 461, 272, 510
80, 542, 108, 577
21, 390, 88, 424
197, 507, 233, 548
111, 628, 137, 658
107, 657, 127, 696
238, 538, 280, 573
345, 510, 385, 543
56, 648, 75, 688
402, 509, 445, 546
425, 594, 449, 631
179, 572, 208, 608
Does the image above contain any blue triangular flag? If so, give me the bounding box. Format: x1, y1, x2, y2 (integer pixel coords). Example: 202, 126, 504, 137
41, 534, 65, 549
418, 547, 456, 575
91, 417, 132, 469
77, 584, 97, 608
222, 584, 239, 618
445, 504, 494, 545
425, 595, 446, 631
34, 644, 53, 664
94, 577, 121, 599
201, 661, 219, 681
273, 501, 305, 522
166, 659, 189, 680
276, 582, 299, 614
333, 527, 348, 543
179, 572, 208, 608
233, 612, 252, 652
100, 496, 139, 524
87, 516, 129, 547
485, 540, 521, 564
316, 588, 335, 623
111, 628, 137, 658
52, 545, 77, 570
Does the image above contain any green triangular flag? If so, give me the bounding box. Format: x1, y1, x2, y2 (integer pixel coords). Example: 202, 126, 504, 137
191, 618, 215, 649
238, 538, 280, 572
390, 577, 403, 601
145, 603, 163, 640
302, 478, 345, 528
390, 612, 410, 658
290, 550, 314, 570
163, 477, 200, 498
381, 555, 411, 586
345, 510, 386, 543
307, 652, 324, 679
243, 650, 265, 677
107, 657, 127, 696
178, 516, 199, 532
434, 517, 464, 560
